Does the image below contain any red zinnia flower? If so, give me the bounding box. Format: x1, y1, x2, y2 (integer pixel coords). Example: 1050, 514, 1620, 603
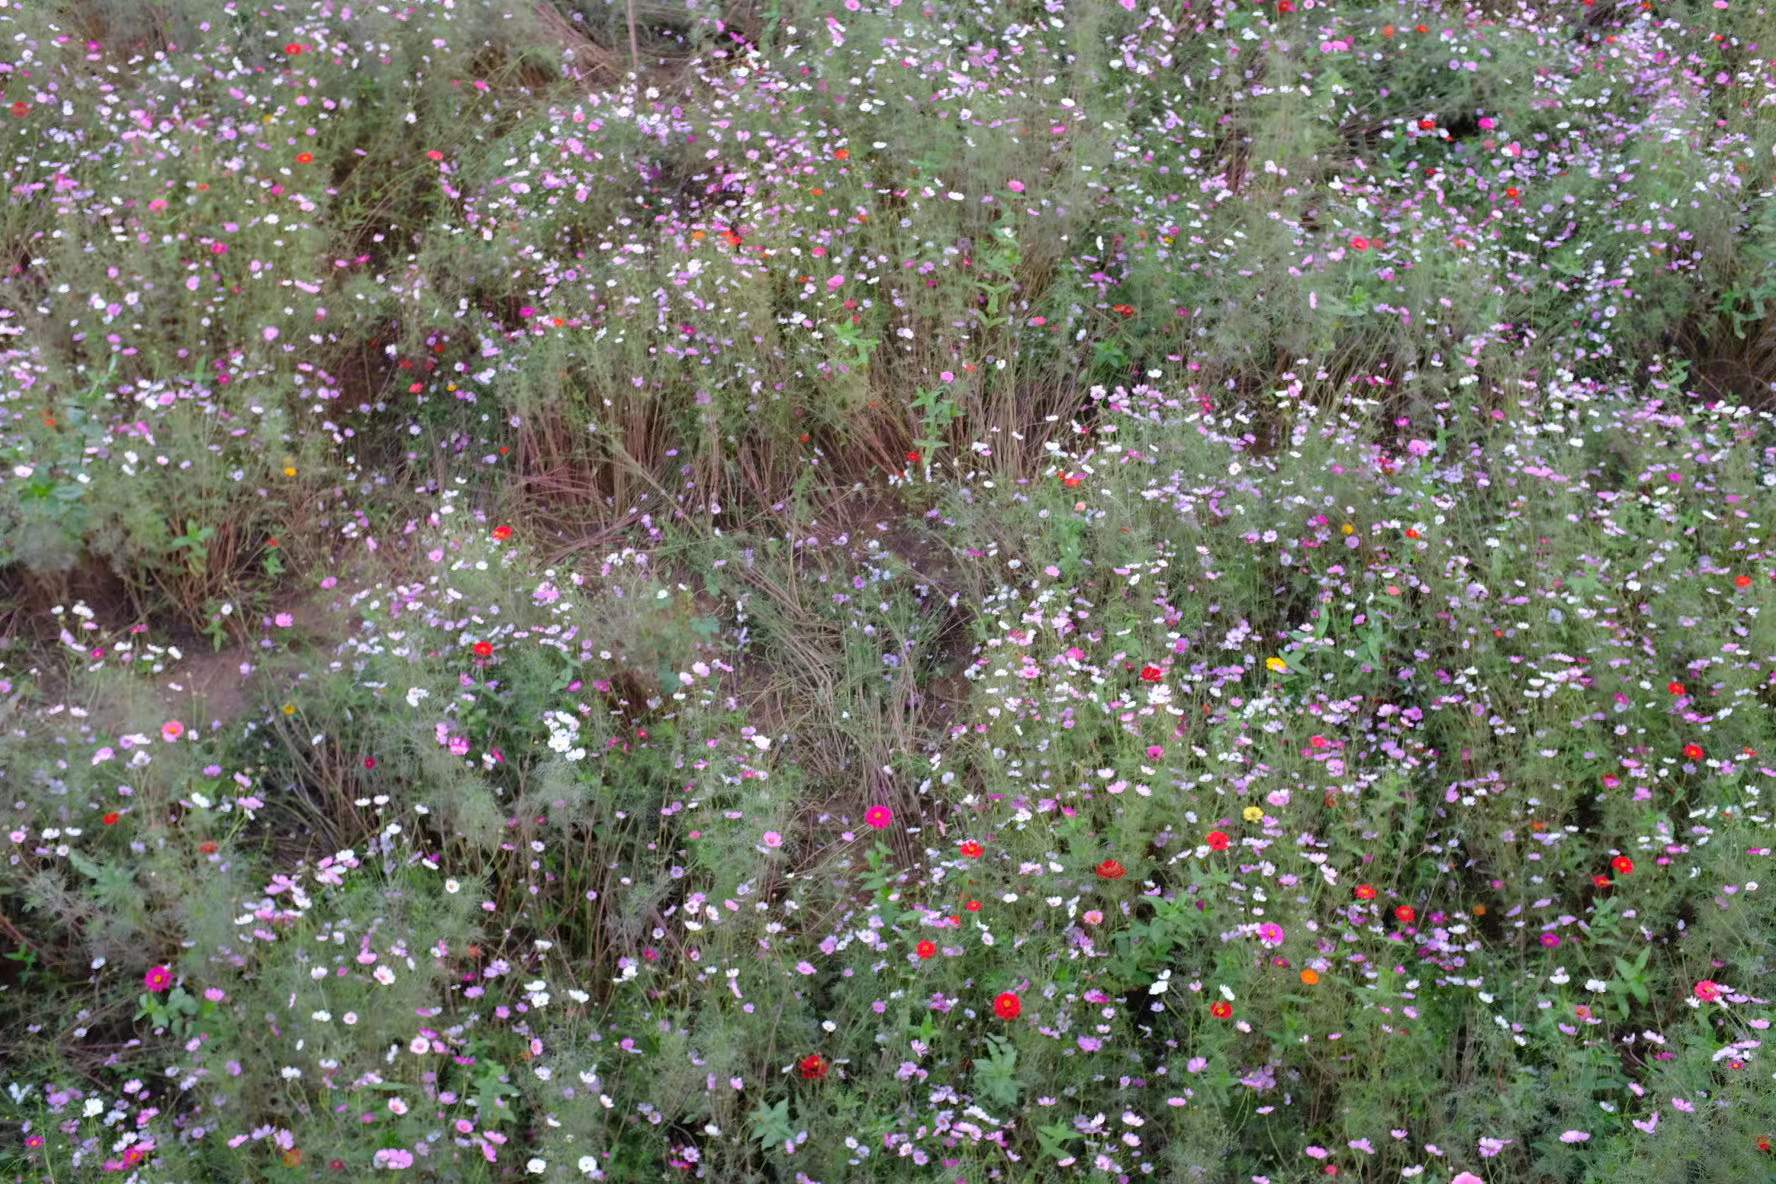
1354, 883, 1377, 901
295, 152, 314, 164
916, 940, 937, 959
284, 42, 304, 55
1210, 1000, 1233, 1019
364, 756, 378, 770
1394, 905, 1417, 925
8, 100, 29, 118
1096, 859, 1127, 880
959, 840, 983, 859
1735, 574, 1753, 588
472, 641, 495, 659
1667, 681, 1686, 695
994, 991, 1022, 1020
1140, 665, 1163, 682
964, 899, 982, 912
1349, 236, 1369, 251
102, 811, 120, 826
1683, 743, 1704, 761
1593, 874, 1612, 889
798, 1053, 829, 1080
198, 840, 219, 855
1205, 830, 1230, 852
491, 524, 513, 541
1611, 855, 1634, 875
905, 450, 921, 463
833, 148, 849, 161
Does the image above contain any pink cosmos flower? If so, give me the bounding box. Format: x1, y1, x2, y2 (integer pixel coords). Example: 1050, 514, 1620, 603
1694, 979, 1723, 1002
161, 720, 185, 742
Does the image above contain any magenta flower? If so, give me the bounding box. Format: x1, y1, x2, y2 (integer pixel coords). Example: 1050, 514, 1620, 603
143, 965, 173, 992
1694, 979, 1723, 1002
864, 804, 893, 829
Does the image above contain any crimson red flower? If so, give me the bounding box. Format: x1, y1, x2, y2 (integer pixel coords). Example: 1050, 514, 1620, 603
1611, 855, 1634, 875
916, 940, 937, 959
1683, 743, 1704, 761
1735, 574, 1753, 588
1394, 905, 1417, 925
963, 899, 982, 912
959, 840, 983, 859
993, 991, 1022, 1020
905, 450, 921, 463
472, 641, 495, 659
1095, 858, 1127, 881
1668, 681, 1686, 695
295, 151, 314, 164
284, 42, 304, 55
1418, 117, 1436, 130
1205, 830, 1230, 852
8, 100, 29, 118
798, 1053, 829, 1080
363, 756, 378, 770
491, 524, 513, 541
1354, 883, 1377, 901
1210, 1000, 1233, 1019
102, 811, 120, 826
1593, 874, 1612, 889
833, 148, 850, 161
198, 840, 219, 855
1349, 235, 1369, 251
1139, 664, 1163, 682
1112, 303, 1136, 317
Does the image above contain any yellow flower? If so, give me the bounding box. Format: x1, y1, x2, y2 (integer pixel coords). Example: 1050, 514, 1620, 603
281, 703, 297, 716
1341, 523, 1355, 535
283, 465, 298, 477
1265, 656, 1288, 673
1242, 805, 1264, 823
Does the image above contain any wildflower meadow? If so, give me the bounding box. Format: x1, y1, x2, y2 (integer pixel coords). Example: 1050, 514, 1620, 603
3, 0, 1776, 1181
